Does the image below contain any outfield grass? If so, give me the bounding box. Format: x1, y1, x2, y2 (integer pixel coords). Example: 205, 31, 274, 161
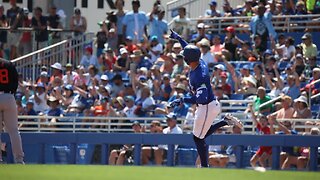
0, 165, 319, 180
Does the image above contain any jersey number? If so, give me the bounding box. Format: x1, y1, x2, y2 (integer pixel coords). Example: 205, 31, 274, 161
0, 69, 9, 84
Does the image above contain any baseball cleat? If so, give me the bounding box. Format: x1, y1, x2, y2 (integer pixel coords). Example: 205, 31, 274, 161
224, 113, 243, 129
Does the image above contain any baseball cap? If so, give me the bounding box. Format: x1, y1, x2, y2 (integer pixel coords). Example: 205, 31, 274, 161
119, 48, 128, 55
225, 26, 235, 33
85, 46, 93, 54
101, 74, 109, 81
166, 112, 177, 120
65, 63, 72, 68
197, 23, 207, 29
302, 33, 312, 40
296, 54, 303, 59
112, 74, 123, 81
26, 100, 34, 105
313, 67, 320, 73
132, 121, 141, 127
209, 0, 217, 6
163, 73, 170, 79
150, 35, 158, 41
138, 75, 147, 81
264, 49, 273, 56
51, 62, 62, 70
242, 64, 250, 70
36, 82, 45, 88
294, 95, 308, 105
173, 43, 182, 49
124, 95, 135, 102
64, 84, 73, 91
40, 71, 48, 77
198, 38, 210, 47
126, 36, 133, 41
214, 64, 225, 71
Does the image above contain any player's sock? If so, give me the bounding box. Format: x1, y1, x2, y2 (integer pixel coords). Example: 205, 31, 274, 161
193, 135, 209, 167
204, 120, 228, 139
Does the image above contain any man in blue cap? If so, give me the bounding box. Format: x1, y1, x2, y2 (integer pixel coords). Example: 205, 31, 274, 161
205, 0, 221, 18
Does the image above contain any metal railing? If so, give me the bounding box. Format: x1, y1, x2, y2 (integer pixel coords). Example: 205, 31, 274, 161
9, 32, 94, 81
310, 79, 320, 105
188, 14, 320, 34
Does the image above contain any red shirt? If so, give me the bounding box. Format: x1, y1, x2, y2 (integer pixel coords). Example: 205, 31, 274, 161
257, 123, 270, 135
221, 83, 232, 95
125, 44, 138, 54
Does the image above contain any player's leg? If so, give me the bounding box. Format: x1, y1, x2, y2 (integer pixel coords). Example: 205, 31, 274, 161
108, 149, 119, 165
2, 94, 24, 163
193, 135, 209, 167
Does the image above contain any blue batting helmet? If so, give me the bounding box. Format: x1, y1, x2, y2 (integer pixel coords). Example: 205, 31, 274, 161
182, 45, 201, 64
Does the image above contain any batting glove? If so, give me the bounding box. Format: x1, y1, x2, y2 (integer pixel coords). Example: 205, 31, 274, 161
169, 29, 181, 40
167, 98, 183, 108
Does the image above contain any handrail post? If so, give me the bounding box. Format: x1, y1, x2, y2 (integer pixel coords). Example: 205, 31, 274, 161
271, 146, 280, 170
167, 144, 175, 166
309, 146, 318, 171
235, 145, 244, 168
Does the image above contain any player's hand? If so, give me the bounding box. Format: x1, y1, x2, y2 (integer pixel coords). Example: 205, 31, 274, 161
167, 98, 183, 108
169, 29, 181, 40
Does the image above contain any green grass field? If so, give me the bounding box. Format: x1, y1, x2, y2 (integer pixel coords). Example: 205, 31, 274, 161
0, 165, 319, 180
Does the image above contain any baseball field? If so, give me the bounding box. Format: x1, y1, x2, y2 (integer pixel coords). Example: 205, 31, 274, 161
0, 165, 319, 180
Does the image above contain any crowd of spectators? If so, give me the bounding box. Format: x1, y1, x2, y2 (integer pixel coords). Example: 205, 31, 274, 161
0, 0, 320, 168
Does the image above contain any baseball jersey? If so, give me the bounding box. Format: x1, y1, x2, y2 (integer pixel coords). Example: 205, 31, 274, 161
0, 59, 18, 94
183, 59, 215, 105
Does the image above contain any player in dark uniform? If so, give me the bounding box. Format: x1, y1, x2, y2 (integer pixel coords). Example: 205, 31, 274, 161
0, 59, 24, 164
168, 30, 243, 167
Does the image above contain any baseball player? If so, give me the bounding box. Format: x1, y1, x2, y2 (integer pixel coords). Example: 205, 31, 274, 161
168, 29, 243, 167
0, 59, 24, 164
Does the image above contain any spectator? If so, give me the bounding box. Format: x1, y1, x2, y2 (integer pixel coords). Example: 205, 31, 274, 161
268, 95, 295, 122
169, 7, 190, 40
87, 65, 100, 87
263, 63, 284, 99
0, 4, 7, 54
249, 4, 277, 51
24, 100, 37, 116
122, 0, 148, 43
292, 95, 312, 132
144, 113, 182, 165
219, 72, 232, 96
197, 38, 215, 66
235, 41, 252, 61
249, 112, 272, 168
204, 0, 221, 18
97, 85, 111, 100
213, 85, 229, 108
99, 74, 111, 89
49, 62, 63, 83
156, 73, 172, 101
242, 0, 254, 16
300, 33, 318, 61
210, 35, 223, 55
149, 8, 168, 45
253, 64, 267, 88
141, 120, 163, 165
124, 36, 138, 54
191, 23, 211, 43
130, 50, 152, 70
148, 36, 163, 64
47, 5, 62, 44
106, 28, 118, 53
223, 26, 243, 60
135, 86, 155, 116
7, 0, 22, 59
252, 87, 273, 114
70, 8, 87, 38
57, 84, 75, 110
171, 54, 188, 78
37, 71, 49, 85
110, 74, 125, 98
73, 66, 88, 88
302, 67, 320, 95
268, 117, 299, 170
277, 36, 296, 60
29, 82, 48, 114
109, 121, 142, 165
46, 96, 64, 127
62, 63, 77, 85
115, 0, 127, 46
113, 48, 129, 72
31, 7, 48, 50
123, 96, 138, 119
211, 64, 225, 86
95, 23, 108, 57
172, 93, 189, 118
80, 46, 99, 70
293, 54, 305, 78
282, 74, 301, 100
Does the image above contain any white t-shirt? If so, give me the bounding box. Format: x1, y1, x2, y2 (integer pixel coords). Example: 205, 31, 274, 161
142, 97, 155, 109
149, 43, 163, 63
201, 51, 214, 65
62, 71, 78, 85
123, 105, 138, 118
159, 125, 183, 150
279, 45, 296, 59
169, 16, 190, 39
31, 93, 49, 113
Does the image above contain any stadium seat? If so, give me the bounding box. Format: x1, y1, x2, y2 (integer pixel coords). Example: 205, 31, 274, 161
230, 94, 244, 100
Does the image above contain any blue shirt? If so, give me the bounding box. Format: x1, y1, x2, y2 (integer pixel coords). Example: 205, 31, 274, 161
149, 17, 168, 45
122, 11, 148, 42
116, 13, 125, 35
249, 13, 277, 39
282, 85, 300, 100
47, 108, 63, 116
136, 57, 152, 70
184, 59, 215, 104
173, 103, 189, 118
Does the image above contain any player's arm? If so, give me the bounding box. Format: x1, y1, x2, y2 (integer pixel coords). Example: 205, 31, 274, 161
169, 29, 188, 48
